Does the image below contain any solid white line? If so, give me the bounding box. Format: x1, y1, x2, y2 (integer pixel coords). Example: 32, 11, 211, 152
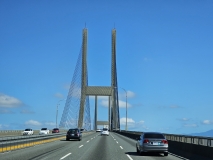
169, 152, 189, 160
79, 145, 83, 148
60, 153, 71, 160
120, 146, 123, 149
126, 154, 133, 160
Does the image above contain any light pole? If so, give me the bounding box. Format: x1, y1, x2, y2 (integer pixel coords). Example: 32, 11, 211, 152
121, 88, 128, 131
56, 99, 64, 128
115, 87, 128, 131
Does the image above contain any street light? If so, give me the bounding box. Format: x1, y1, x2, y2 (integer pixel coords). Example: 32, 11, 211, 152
115, 87, 128, 131
56, 99, 64, 128
121, 88, 128, 131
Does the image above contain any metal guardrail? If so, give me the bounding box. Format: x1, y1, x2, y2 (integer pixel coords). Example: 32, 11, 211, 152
0, 131, 94, 153
0, 132, 66, 153
119, 131, 213, 147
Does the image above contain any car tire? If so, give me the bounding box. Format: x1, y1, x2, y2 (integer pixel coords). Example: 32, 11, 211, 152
79, 138, 81, 141
66, 138, 69, 141
139, 148, 144, 156
136, 145, 139, 153
164, 152, 168, 156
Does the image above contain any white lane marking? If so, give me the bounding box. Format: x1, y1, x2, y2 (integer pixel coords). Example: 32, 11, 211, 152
79, 145, 83, 148
127, 154, 133, 160
60, 153, 71, 160
116, 141, 118, 143
87, 140, 90, 143
120, 146, 123, 149
169, 152, 189, 160
91, 138, 93, 140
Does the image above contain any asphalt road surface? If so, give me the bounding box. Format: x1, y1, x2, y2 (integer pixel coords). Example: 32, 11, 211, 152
0, 132, 193, 160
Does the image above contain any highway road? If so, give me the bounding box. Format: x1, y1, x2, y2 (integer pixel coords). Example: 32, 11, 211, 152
0, 132, 191, 160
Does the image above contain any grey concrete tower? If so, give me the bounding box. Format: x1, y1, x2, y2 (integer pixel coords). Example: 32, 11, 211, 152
77, 28, 120, 130
78, 28, 88, 128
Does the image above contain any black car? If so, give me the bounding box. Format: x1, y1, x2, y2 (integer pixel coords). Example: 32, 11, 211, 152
66, 128, 82, 141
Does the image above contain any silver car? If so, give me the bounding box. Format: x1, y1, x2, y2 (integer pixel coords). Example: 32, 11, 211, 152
101, 128, 109, 136
136, 132, 168, 156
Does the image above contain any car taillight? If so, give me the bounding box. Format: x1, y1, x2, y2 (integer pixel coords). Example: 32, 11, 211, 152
162, 140, 168, 144
143, 139, 149, 143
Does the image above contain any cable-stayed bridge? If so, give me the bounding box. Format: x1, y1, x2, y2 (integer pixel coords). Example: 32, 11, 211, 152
0, 28, 213, 160
59, 28, 120, 131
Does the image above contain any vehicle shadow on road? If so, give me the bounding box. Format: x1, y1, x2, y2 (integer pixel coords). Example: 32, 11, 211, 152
60, 139, 80, 141
125, 152, 164, 157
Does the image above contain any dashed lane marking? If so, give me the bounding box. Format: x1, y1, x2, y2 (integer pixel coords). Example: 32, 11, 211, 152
116, 141, 118, 143
60, 153, 71, 160
87, 140, 89, 143
120, 146, 123, 149
127, 154, 133, 160
79, 145, 83, 148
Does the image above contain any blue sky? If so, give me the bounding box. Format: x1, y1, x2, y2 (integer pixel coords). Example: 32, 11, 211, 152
0, 0, 213, 135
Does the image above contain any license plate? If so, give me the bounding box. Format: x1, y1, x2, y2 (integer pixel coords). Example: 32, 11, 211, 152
152, 142, 160, 145
71, 134, 74, 136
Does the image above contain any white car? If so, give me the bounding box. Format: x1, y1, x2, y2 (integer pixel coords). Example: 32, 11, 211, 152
96, 129, 102, 132
39, 128, 49, 135
101, 128, 109, 136
22, 128, 34, 135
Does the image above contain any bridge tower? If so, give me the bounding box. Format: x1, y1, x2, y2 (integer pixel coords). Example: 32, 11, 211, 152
59, 28, 120, 131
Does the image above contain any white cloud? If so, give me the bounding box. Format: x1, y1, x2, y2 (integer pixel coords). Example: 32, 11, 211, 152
178, 118, 190, 121
0, 93, 23, 108
0, 109, 15, 114
100, 100, 109, 107
119, 118, 148, 130
44, 122, 55, 126
120, 117, 135, 125
118, 90, 136, 99
183, 124, 198, 127
127, 91, 135, 98
100, 99, 132, 108
202, 120, 213, 125
54, 93, 64, 99
0, 124, 9, 129
169, 105, 180, 108
139, 120, 145, 124
64, 83, 71, 90
25, 120, 41, 126
20, 110, 35, 114
118, 100, 132, 108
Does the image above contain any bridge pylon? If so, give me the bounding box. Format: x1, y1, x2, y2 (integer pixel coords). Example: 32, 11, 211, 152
59, 28, 120, 131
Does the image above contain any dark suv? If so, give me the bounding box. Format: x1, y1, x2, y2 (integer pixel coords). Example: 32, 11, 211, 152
66, 128, 82, 141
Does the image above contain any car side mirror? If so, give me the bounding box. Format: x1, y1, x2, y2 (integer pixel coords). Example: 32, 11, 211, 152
136, 137, 141, 140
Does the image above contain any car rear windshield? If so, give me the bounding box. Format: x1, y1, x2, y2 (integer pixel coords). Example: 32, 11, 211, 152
41, 128, 47, 130
103, 128, 108, 131
53, 128, 59, 130
68, 129, 78, 133
25, 129, 31, 131
144, 133, 165, 139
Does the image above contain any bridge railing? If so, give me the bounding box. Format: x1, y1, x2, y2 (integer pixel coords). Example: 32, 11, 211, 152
164, 133, 213, 147
117, 130, 213, 147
